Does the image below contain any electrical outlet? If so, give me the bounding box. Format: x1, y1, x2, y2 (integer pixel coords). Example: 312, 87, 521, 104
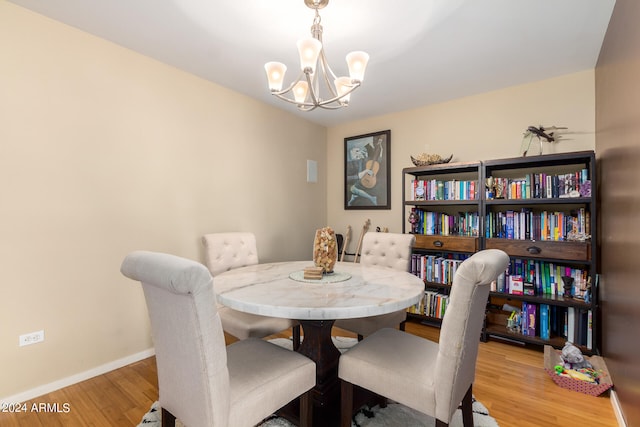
19, 330, 45, 347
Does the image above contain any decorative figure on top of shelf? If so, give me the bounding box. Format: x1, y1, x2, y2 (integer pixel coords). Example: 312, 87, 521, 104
561, 275, 574, 298
519, 125, 568, 157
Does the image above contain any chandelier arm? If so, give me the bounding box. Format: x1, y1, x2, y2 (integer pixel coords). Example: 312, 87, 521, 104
316, 81, 361, 106
272, 92, 308, 106
304, 70, 322, 107
271, 70, 306, 96
317, 57, 339, 101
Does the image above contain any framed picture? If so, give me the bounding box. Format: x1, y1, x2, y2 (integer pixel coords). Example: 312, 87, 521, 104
344, 130, 391, 210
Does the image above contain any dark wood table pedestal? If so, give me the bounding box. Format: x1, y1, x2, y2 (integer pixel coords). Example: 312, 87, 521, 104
278, 319, 384, 427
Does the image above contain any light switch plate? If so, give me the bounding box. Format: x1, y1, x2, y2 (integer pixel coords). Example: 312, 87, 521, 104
307, 160, 318, 183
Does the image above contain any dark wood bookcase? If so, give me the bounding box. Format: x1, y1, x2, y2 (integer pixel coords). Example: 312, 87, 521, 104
402, 151, 599, 354
402, 161, 483, 327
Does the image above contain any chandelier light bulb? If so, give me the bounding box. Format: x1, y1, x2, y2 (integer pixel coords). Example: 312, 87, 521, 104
297, 37, 322, 73
334, 77, 352, 104
293, 81, 309, 103
264, 62, 287, 92
346, 51, 369, 82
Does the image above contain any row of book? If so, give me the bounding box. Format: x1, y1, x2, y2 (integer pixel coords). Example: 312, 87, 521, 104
409, 208, 480, 237
407, 290, 450, 319
408, 207, 590, 241
485, 208, 590, 241
486, 169, 590, 200
409, 179, 479, 201
493, 258, 590, 299
502, 303, 593, 349
410, 253, 471, 285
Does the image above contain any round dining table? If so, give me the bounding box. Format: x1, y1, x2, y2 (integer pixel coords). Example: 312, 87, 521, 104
213, 260, 424, 425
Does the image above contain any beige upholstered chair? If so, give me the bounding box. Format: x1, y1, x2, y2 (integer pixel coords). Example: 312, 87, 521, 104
339, 249, 510, 427
335, 232, 416, 340
202, 232, 300, 349
121, 251, 315, 427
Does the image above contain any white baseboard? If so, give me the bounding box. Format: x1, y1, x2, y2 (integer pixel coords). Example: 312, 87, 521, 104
610, 390, 627, 427
0, 348, 155, 404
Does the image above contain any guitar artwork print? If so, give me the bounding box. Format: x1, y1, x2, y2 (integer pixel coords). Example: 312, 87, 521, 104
344, 130, 391, 210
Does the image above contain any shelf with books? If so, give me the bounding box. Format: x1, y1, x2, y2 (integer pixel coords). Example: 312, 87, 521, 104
484, 300, 595, 354
482, 151, 597, 354
403, 161, 482, 325
401, 151, 599, 354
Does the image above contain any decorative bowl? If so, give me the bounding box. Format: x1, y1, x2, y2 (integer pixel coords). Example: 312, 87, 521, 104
410, 154, 453, 167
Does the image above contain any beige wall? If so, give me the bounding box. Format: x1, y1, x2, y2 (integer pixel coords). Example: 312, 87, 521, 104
327, 70, 596, 242
595, 0, 640, 424
0, 3, 326, 399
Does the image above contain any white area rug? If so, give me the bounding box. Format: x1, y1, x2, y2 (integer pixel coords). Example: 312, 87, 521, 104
138, 337, 499, 426
139, 399, 499, 427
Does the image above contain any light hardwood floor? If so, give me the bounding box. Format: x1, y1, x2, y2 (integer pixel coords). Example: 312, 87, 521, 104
0, 321, 618, 427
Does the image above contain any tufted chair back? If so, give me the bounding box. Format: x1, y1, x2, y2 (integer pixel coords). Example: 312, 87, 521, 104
202, 232, 259, 276
360, 232, 415, 271
121, 251, 231, 427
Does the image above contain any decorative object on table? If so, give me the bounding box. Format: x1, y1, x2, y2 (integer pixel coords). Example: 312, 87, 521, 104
313, 226, 338, 273
345, 130, 391, 210
303, 266, 324, 280
340, 225, 352, 261
519, 125, 567, 157
561, 275, 575, 298
410, 153, 453, 167
353, 218, 371, 263
289, 269, 352, 284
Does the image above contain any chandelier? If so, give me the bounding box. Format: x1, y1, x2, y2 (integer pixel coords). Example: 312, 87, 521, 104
264, 0, 369, 112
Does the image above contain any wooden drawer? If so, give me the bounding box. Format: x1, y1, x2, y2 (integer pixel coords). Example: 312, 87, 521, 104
484, 239, 590, 261
414, 235, 478, 252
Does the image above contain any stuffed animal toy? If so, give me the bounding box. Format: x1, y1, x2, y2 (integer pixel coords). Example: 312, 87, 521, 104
561, 341, 592, 370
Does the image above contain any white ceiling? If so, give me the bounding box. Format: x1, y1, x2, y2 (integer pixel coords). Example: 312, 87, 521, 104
8, 0, 616, 127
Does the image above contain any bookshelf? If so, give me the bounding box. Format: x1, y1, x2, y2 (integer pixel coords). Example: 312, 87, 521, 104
402, 151, 599, 354
402, 161, 482, 327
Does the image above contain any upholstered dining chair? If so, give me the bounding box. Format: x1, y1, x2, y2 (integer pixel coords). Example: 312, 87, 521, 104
334, 232, 416, 340
121, 251, 315, 427
202, 232, 301, 350
338, 249, 510, 427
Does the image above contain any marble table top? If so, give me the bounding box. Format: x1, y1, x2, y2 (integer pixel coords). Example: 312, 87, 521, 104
213, 261, 424, 320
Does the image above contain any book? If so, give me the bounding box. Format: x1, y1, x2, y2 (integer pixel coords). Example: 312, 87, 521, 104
540, 304, 550, 340
510, 275, 524, 295
526, 303, 537, 337
587, 309, 593, 349
567, 307, 576, 343
415, 180, 426, 200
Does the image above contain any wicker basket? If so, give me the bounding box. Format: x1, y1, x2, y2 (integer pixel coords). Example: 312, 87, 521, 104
543, 345, 613, 396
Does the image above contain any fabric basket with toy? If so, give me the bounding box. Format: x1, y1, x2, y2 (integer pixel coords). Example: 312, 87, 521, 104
544, 343, 613, 396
